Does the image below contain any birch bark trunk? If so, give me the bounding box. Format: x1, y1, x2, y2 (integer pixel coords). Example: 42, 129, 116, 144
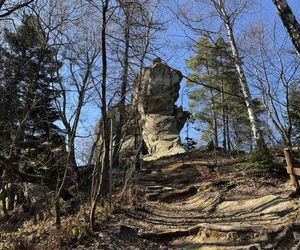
216, 0, 267, 148
273, 0, 300, 55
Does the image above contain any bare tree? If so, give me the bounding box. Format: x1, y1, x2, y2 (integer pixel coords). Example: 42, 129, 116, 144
244, 22, 300, 146
112, 0, 131, 168
56, 3, 101, 173
0, 0, 34, 18
112, 0, 164, 165
26, 0, 91, 227
89, 0, 110, 231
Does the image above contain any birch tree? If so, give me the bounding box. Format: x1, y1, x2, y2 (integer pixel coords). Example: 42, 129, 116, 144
176, 0, 268, 150
211, 0, 267, 150
272, 0, 300, 55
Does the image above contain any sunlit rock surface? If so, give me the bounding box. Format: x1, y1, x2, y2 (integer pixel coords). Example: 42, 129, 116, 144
132, 59, 188, 161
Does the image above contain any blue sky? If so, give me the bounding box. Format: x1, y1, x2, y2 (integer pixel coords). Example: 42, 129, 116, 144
73, 0, 300, 162
152, 0, 300, 145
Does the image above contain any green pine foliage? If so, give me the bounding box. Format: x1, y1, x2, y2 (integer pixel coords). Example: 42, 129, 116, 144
0, 15, 64, 175
185, 36, 252, 151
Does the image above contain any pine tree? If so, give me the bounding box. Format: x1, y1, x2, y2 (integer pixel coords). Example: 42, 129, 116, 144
1, 15, 63, 172
0, 47, 23, 154
186, 37, 220, 147
186, 36, 252, 151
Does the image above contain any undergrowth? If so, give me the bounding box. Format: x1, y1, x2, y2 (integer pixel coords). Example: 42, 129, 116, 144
240, 139, 283, 173
0, 202, 113, 250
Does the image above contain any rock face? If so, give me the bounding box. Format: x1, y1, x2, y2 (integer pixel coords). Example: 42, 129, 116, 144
93, 105, 145, 164
133, 59, 188, 161
93, 60, 188, 163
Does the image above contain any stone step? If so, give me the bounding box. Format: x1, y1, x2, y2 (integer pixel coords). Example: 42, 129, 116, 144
146, 186, 174, 192
146, 185, 163, 190
145, 192, 160, 201
140, 168, 152, 174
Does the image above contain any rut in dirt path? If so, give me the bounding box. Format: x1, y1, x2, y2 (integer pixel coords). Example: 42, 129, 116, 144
102, 152, 300, 249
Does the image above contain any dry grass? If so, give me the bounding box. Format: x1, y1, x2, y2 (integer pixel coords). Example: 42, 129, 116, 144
0, 202, 113, 250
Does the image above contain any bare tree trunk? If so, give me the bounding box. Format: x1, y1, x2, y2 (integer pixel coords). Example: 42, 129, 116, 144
114, 3, 130, 167
216, 0, 266, 149
55, 199, 61, 229
1, 183, 8, 215
90, 0, 110, 231
211, 96, 218, 148
7, 184, 16, 211
226, 114, 231, 151
221, 82, 227, 150
208, 88, 218, 148
16, 185, 25, 205
225, 24, 260, 141
67, 138, 79, 178
2, 193, 8, 215
89, 148, 102, 231
272, 0, 300, 55
99, 0, 110, 197
89, 199, 97, 231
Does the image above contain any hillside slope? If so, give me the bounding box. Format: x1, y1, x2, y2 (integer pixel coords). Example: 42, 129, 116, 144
98, 150, 300, 250
2, 150, 299, 249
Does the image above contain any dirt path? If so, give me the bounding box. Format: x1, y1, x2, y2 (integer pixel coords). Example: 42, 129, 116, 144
96, 153, 300, 250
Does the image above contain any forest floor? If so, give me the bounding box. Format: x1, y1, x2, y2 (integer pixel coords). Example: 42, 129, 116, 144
94, 150, 300, 250
2, 150, 300, 249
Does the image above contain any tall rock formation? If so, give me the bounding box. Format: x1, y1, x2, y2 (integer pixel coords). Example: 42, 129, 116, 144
93, 59, 188, 163
132, 59, 189, 161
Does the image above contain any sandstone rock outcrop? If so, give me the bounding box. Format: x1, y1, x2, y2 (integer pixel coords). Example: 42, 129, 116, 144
132, 59, 189, 161
94, 59, 188, 163
93, 105, 145, 164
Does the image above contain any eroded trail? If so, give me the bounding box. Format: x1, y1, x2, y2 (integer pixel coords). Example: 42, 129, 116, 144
99, 152, 300, 250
